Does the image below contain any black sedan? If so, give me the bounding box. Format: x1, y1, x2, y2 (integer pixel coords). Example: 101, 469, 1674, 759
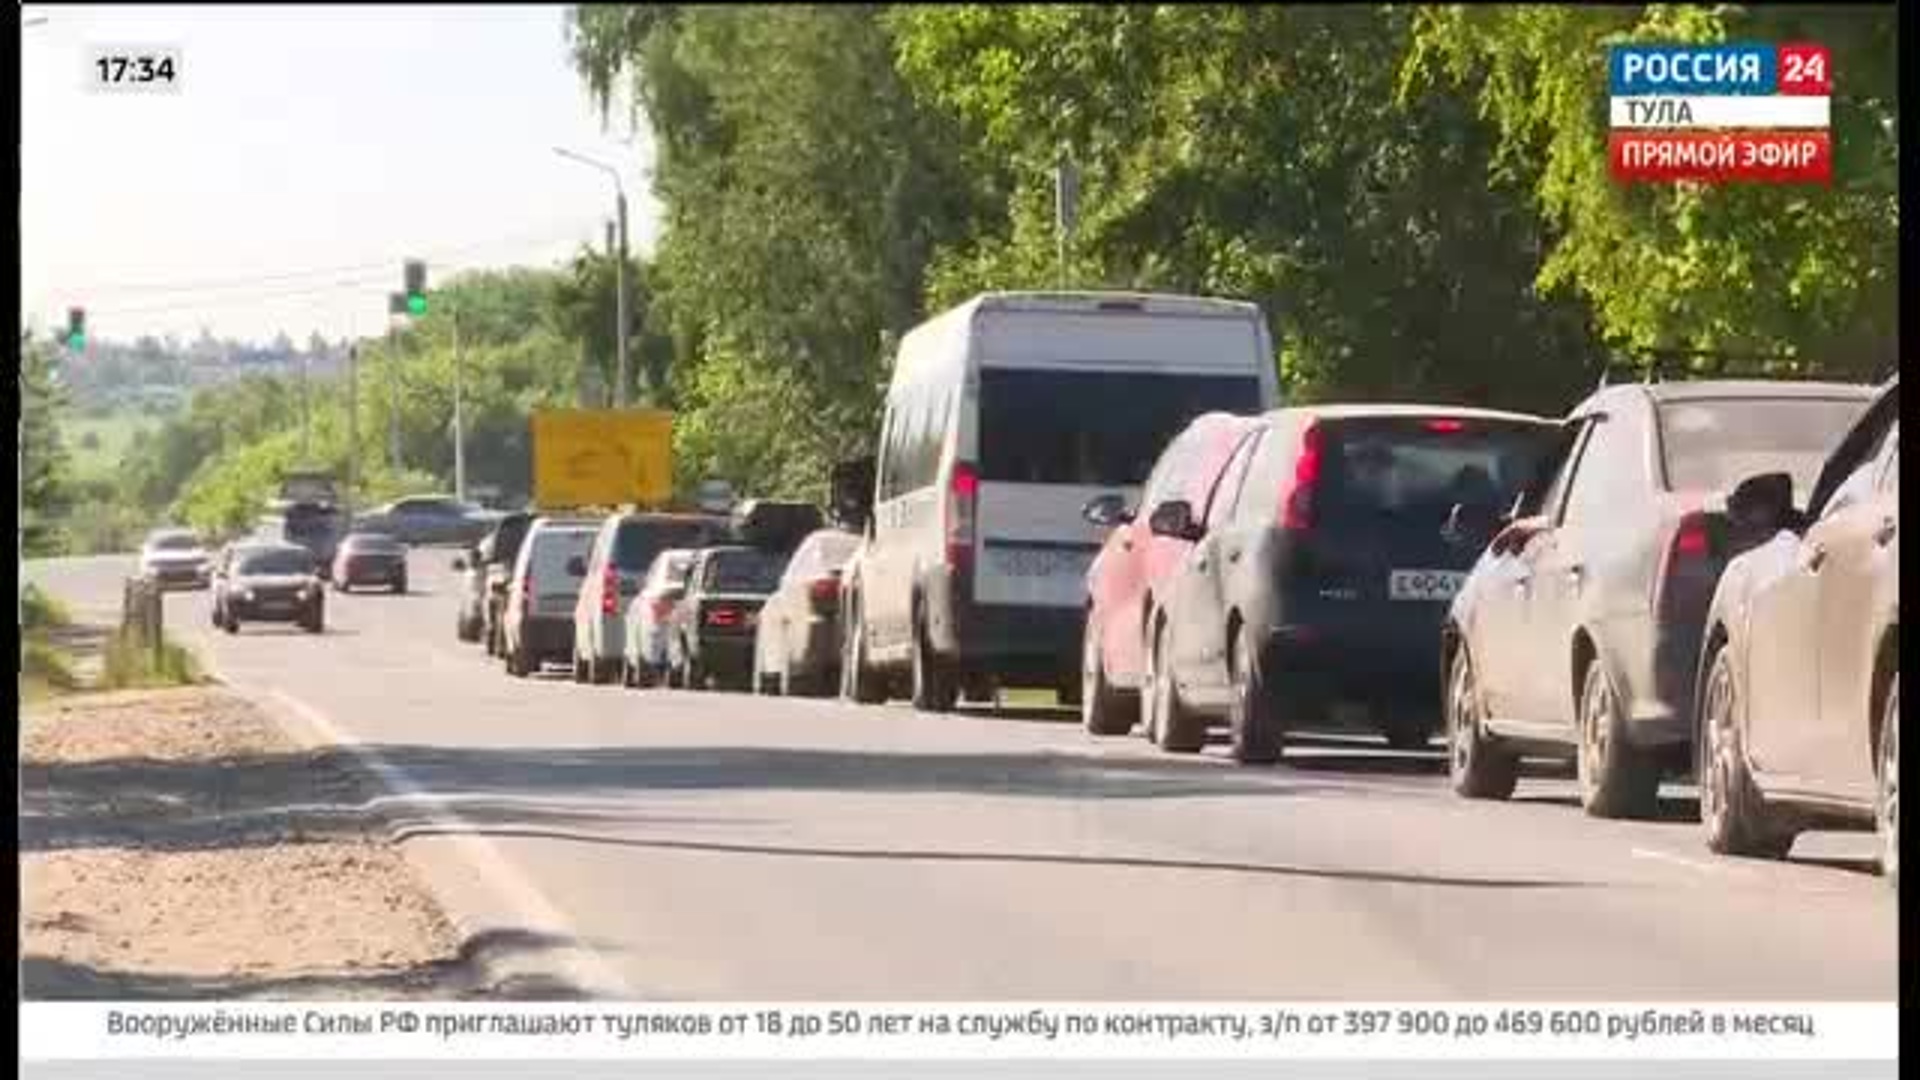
212, 542, 326, 634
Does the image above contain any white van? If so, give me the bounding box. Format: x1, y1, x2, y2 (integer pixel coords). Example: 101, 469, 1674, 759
839, 291, 1280, 711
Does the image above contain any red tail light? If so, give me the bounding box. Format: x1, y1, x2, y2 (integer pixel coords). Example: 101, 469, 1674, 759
808, 575, 841, 605
1653, 509, 1720, 612
1672, 514, 1712, 559
705, 606, 742, 628
1424, 418, 1467, 434
947, 462, 979, 572
1282, 422, 1323, 532
601, 563, 618, 615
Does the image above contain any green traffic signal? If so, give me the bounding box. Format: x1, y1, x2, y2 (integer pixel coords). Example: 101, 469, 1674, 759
407, 294, 428, 316
66, 332, 86, 350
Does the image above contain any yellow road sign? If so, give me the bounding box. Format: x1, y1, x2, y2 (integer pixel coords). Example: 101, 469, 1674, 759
530, 408, 673, 510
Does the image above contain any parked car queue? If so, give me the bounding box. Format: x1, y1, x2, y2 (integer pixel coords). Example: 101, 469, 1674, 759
441, 289, 1897, 886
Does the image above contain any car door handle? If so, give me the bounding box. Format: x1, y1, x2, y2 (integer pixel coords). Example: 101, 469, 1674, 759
1801, 544, 1828, 573
1875, 517, 1897, 546
1195, 559, 1210, 572
1566, 564, 1585, 585
1227, 549, 1242, 565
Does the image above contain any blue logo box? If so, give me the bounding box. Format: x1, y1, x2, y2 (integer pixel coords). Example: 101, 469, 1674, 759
1609, 43, 1778, 96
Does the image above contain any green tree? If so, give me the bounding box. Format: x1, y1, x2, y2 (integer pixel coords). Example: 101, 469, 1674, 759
1402, 4, 1898, 374
567, 4, 992, 489
21, 332, 74, 556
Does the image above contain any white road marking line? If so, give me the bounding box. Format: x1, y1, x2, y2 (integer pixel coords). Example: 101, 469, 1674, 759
230, 673, 635, 1000
1630, 846, 1729, 875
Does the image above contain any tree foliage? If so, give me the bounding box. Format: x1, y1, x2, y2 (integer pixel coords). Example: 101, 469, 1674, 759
21, 332, 74, 556
1402, 4, 1898, 374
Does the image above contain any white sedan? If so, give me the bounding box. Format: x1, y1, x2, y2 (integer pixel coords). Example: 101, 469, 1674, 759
139, 527, 212, 590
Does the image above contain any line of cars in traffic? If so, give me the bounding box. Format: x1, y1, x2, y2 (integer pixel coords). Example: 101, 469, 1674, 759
437, 289, 1895, 884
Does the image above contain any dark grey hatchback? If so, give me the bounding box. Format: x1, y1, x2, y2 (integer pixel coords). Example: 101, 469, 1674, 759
1143, 404, 1561, 764
1441, 380, 1875, 819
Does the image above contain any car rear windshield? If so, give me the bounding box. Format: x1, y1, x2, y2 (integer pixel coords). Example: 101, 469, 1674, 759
491, 516, 534, 565
149, 533, 198, 551
704, 550, 784, 593
813, 533, 860, 570
1319, 419, 1559, 531
239, 549, 314, 575
979, 368, 1264, 486
529, 530, 596, 584
614, 518, 726, 572
1657, 397, 1869, 495
346, 534, 403, 553
652, 552, 695, 588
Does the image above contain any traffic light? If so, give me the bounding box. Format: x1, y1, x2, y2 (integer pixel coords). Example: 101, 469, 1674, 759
64, 307, 86, 350
404, 260, 428, 316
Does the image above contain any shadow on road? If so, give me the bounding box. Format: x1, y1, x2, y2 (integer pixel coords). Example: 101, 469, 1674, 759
20, 929, 590, 1001
389, 823, 1600, 891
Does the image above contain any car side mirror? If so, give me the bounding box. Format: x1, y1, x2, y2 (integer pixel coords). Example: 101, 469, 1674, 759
1489, 514, 1551, 557
1147, 500, 1205, 542
1082, 493, 1134, 528
1728, 471, 1795, 535
566, 555, 587, 577
452, 557, 468, 571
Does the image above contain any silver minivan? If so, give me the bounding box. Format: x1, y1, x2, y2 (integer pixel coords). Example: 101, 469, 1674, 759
571, 512, 732, 684
501, 518, 598, 678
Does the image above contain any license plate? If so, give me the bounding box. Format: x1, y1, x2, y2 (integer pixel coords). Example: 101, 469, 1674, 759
990, 547, 1088, 579
1388, 569, 1465, 602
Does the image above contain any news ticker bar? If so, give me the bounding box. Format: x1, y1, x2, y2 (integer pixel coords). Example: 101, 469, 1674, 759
1608, 132, 1830, 185
19, 1003, 1898, 1061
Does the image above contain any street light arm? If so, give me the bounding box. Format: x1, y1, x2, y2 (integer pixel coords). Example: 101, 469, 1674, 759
552, 146, 624, 199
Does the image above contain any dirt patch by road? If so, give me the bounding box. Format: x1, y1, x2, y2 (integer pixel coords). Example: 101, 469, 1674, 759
20, 686, 479, 1000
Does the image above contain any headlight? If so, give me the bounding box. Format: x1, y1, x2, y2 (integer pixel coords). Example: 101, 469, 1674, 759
237, 588, 255, 603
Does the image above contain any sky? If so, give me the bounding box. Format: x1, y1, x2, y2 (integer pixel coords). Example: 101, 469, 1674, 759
19, 4, 664, 346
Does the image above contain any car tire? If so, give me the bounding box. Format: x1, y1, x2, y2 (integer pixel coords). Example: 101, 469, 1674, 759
910, 612, 958, 714
1226, 622, 1284, 765
1080, 615, 1137, 736
393, 575, 407, 595
224, 613, 241, 635
302, 608, 324, 634
506, 640, 530, 678
1148, 619, 1206, 754
1699, 642, 1794, 859
840, 599, 886, 706
1576, 656, 1662, 819
1447, 646, 1518, 800
572, 652, 591, 684
1877, 672, 1899, 891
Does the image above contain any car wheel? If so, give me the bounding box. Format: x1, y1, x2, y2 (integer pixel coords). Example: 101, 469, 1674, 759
1081, 611, 1130, 734
779, 664, 800, 698
303, 608, 325, 634
1876, 673, 1898, 890
1699, 643, 1794, 859
506, 640, 530, 678
224, 613, 241, 635
910, 612, 958, 713
1447, 646, 1518, 800
1576, 656, 1662, 819
1226, 622, 1284, 765
572, 652, 591, 684
393, 575, 408, 595
1148, 619, 1205, 754
840, 599, 886, 705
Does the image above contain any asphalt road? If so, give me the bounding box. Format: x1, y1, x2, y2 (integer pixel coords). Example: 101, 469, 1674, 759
26, 552, 1900, 1001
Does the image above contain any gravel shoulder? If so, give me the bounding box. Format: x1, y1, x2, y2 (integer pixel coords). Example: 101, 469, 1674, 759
20, 686, 482, 1000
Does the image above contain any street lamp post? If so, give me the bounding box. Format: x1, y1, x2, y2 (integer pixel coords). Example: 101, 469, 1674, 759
554, 147, 630, 408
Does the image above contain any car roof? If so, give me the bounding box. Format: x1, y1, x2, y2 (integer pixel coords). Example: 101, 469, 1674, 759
146, 527, 197, 540
1634, 379, 1879, 404
235, 541, 310, 557
1262, 403, 1556, 425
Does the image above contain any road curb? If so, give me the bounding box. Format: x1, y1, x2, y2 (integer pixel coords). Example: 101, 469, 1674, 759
199, 659, 636, 1002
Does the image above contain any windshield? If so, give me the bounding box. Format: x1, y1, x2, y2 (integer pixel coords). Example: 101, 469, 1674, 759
813, 533, 861, 570
1658, 397, 1870, 495
148, 533, 199, 552
237, 549, 314, 576
615, 518, 726, 572
1321, 419, 1558, 532
345, 534, 403, 553
528, 529, 596, 585
704, 550, 784, 593
978, 369, 1264, 486
651, 552, 696, 589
